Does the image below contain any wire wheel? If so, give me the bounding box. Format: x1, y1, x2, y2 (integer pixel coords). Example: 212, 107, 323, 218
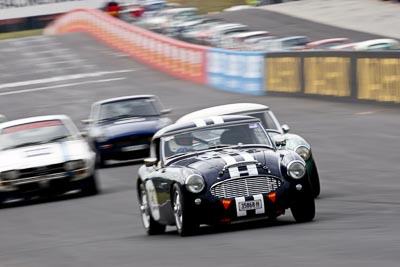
173, 189, 183, 231
140, 186, 150, 229
138, 182, 166, 235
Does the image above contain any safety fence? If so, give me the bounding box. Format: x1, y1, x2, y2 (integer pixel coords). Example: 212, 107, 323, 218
45, 8, 400, 103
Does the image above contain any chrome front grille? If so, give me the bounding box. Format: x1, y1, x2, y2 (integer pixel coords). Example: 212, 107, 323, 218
210, 176, 283, 199
19, 163, 65, 179
113, 134, 152, 148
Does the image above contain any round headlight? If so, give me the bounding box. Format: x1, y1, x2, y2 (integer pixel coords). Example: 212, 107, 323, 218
295, 145, 311, 161
1, 170, 19, 180
287, 161, 306, 179
185, 174, 205, 193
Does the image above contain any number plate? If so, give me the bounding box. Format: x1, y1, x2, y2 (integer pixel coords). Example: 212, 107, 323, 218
235, 195, 265, 217
238, 199, 263, 211
122, 144, 149, 152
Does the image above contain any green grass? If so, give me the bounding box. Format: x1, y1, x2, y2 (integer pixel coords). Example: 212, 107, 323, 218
0, 29, 43, 40
168, 0, 247, 14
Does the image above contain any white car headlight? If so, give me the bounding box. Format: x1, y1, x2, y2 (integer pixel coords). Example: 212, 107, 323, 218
287, 161, 306, 179
185, 174, 205, 193
295, 145, 311, 161
64, 160, 86, 171
0, 170, 19, 180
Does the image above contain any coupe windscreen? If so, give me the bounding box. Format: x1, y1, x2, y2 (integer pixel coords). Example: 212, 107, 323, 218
163, 122, 272, 158
99, 98, 160, 121
0, 120, 73, 150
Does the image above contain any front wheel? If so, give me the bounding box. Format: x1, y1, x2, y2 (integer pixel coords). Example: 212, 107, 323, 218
290, 190, 315, 223
309, 161, 321, 198
172, 184, 199, 236
138, 183, 166, 235
80, 174, 100, 196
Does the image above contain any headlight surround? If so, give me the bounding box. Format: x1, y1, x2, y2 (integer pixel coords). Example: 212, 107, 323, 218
287, 160, 306, 179
0, 170, 20, 180
295, 145, 311, 161
185, 174, 205, 193
64, 160, 86, 171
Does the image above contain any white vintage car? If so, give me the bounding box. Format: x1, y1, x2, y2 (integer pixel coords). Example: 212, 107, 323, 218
0, 115, 99, 204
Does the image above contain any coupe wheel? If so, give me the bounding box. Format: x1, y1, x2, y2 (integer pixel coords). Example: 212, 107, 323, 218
139, 183, 165, 235
172, 184, 198, 236
309, 162, 321, 198
96, 153, 106, 168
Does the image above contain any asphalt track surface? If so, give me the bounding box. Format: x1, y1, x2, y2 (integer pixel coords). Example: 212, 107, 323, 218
1, 32, 400, 267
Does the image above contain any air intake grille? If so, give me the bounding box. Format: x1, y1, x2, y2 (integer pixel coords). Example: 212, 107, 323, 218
210, 176, 283, 199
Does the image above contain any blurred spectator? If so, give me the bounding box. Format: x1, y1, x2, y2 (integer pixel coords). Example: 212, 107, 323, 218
104, 1, 120, 18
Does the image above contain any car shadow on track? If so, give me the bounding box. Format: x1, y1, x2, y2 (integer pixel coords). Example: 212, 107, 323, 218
0, 190, 94, 210
163, 218, 301, 237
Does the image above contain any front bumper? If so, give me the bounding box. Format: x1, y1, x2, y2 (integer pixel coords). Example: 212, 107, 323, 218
183, 179, 309, 225
96, 138, 151, 161
0, 169, 92, 200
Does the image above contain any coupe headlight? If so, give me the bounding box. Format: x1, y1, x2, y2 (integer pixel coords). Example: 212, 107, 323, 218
287, 161, 306, 179
295, 145, 311, 161
185, 174, 205, 193
64, 160, 86, 171
92, 127, 108, 143
0, 170, 19, 180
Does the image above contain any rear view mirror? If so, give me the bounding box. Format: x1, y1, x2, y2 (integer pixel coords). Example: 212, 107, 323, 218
80, 131, 88, 138
161, 109, 172, 115
281, 124, 290, 133
0, 114, 7, 123
273, 134, 286, 147
81, 119, 92, 125
144, 158, 158, 167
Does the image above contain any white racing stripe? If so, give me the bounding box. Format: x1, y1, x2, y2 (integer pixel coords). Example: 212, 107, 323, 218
220, 154, 240, 178
0, 69, 136, 90
235, 197, 247, 217
0, 78, 126, 96
239, 152, 259, 176
210, 116, 224, 124
253, 194, 265, 215
193, 119, 207, 127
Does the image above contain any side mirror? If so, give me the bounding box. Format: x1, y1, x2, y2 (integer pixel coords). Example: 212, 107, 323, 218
144, 157, 158, 167
273, 134, 286, 147
281, 124, 290, 134
161, 109, 172, 115
0, 114, 7, 123
80, 131, 88, 138
81, 119, 92, 125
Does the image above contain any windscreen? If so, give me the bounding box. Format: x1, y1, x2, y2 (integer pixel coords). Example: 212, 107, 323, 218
98, 98, 160, 121
0, 120, 73, 151
162, 122, 272, 158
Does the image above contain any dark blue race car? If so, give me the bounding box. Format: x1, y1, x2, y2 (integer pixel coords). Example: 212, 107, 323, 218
83, 95, 172, 167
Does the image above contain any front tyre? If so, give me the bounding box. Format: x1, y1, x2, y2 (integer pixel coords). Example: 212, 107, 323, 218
172, 184, 199, 236
138, 183, 166, 235
80, 174, 100, 196
290, 185, 315, 223
309, 161, 321, 198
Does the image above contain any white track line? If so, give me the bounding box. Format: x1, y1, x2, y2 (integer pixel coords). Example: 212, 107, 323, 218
0, 69, 136, 90
0, 78, 126, 96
